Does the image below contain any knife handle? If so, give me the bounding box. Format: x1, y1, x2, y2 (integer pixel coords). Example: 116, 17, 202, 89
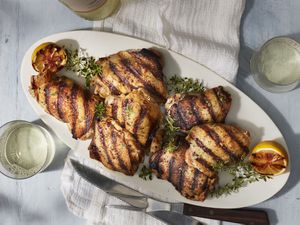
183, 204, 270, 225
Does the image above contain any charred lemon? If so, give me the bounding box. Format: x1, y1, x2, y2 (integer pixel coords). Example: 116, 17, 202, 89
32, 42, 67, 73
249, 141, 288, 175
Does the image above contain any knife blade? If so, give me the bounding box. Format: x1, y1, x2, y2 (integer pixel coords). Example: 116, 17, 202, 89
70, 159, 147, 208
71, 159, 202, 225
71, 159, 270, 225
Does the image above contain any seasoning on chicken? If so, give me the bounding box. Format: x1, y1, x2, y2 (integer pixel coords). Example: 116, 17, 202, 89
185, 124, 250, 177
91, 48, 168, 103
105, 88, 161, 146
89, 118, 144, 176
149, 142, 217, 201
30, 74, 98, 140
165, 86, 232, 131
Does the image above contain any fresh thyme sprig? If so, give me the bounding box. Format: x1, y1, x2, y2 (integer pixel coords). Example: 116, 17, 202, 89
139, 165, 153, 180
163, 116, 181, 153
167, 75, 205, 94
95, 102, 106, 120
210, 161, 272, 198
65, 48, 102, 87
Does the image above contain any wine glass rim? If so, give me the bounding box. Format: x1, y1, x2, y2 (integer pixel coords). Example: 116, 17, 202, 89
0, 120, 51, 180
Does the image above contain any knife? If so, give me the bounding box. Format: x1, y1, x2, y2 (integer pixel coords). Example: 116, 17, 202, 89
71, 159, 270, 225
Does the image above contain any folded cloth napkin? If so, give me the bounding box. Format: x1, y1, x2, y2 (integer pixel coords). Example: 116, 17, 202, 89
61, 0, 246, 224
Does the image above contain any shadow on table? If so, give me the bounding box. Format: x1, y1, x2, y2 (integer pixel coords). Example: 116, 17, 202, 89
237, 46, 300, 224
0, 193, 46, 224
238, 45, 300, 197
238, 2, 300, 224
33, 119, 70, 172
238, 45, 300, 196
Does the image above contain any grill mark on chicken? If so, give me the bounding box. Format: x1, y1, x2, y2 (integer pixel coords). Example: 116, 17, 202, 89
101, 75, 121, 95
31, 77, 39, 102
188, 97, 202, 124
201, 175, 209, 191
149, 150, 164, 172
44, 83, 52, 114
200, 94, 217, 121
169, 105, 187, 130
177, 101, 195, 130
191, 133, 222, 162
202, 125, 238, 160
139, 49, 163, 76
57, 82, 66, 120
89, 143, 101, 161
191, 169, 201, 190
122, 135, 133, 170
132, 105, 147, 137
112, 98, 118, 121
122, 99, 129, 126
119, 57, 165, 101
70, 85, 78, 139
156, 152, 164, 179
83, 91, 92, 135
109, 61, 135, 90
168, 156, 175, 182
177, 163, 187, 192
222, 126, 249, 154
129, 51, 163, 81
193, 153, 215, 174
97, 125, 116, 170
111, 128, 129, 173
212, 88, 224, 119
176, 104, 189, 130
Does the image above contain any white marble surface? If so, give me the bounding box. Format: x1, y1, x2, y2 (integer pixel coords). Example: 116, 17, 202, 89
0, 1, 300, 225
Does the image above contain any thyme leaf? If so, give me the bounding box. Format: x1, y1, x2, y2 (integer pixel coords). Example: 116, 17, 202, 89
95, 102, 106, 120
210, 161, 272, 198
163, 116, 181, 153
139, 165, 153, 180
65, 48, 102, 87
125, 104, 133, 115
167, 75, 205, 94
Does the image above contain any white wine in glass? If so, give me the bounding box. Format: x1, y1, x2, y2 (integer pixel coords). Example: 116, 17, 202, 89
59, 0, 120, 21
0, 121, 55, 179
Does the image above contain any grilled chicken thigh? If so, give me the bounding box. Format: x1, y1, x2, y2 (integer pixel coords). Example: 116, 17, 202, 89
149, 142, 216, 201
165, 86, 231, 131
30, 74, 97, 140
185, 124, 250, 177
89, 118, 144, 176
91, 48, 168, 103
105, 88, 161, 146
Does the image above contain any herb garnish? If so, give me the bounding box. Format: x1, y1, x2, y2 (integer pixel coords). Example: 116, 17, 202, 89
163, 116, 181, 153
167, 75, 205, 94
95, 102, 106, 120
65, 48, 102, 87
139, 165, 153, 180
210, 161, 272, 198
125, 104, 133, 115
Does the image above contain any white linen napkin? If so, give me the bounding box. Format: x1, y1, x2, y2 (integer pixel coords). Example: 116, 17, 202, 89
61, 1, 246, 224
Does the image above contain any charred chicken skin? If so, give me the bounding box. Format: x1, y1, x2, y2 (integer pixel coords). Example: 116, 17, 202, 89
30, 74, 98, 140
149, 142, 216, 201
91, 48, 168, 103
165, 86, 232, 131
185, 123, 250, 177
105, 88, 162, 146
89, 118, 144, 176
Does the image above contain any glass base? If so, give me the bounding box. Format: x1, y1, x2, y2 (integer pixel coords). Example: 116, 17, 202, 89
250, 51, 300, 93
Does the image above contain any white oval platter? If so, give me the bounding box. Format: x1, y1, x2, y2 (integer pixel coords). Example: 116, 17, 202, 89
20, 31, 290, 209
